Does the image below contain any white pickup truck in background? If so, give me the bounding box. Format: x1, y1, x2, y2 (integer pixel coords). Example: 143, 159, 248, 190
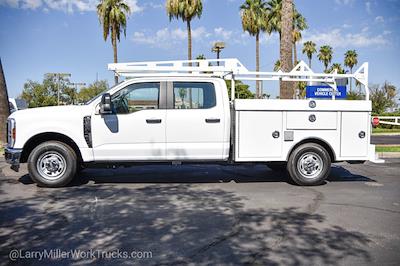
5, 59, 380, 187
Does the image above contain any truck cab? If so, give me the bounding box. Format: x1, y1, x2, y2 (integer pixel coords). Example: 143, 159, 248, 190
91, 77, 230, 161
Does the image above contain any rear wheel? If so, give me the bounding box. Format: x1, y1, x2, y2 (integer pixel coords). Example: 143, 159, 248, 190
287, 143, 331, 186
28, 141, 77, 187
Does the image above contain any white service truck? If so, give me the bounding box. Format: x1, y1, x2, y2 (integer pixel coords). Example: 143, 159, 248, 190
4, 59, 381, 187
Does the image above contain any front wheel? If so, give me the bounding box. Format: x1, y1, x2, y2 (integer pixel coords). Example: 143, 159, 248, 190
287, 143, 331, 186
28, 141, 77, 187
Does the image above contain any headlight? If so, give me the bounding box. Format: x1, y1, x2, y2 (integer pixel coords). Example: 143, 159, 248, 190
7, 118, 16, 148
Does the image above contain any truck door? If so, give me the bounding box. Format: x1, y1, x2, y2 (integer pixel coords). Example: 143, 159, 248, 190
340, 112, 369, 157
91, 82, 167, 161
165, 81, 226, 160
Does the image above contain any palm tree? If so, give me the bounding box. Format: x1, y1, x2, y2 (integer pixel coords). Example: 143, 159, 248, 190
330, 63, 345, 74
279, 0, 293, 99
318, 45, 333, 72
267, 0, 305, 98
196, 54, 206, 60
267, 0, 282, 39
166, 0, 203, 61
273, 59, 281, 71
302, 41, 316, 68
178, 88, 187, 108
240, 0, 269, 98
292, 12, 307, 65
267, 0, 307, 42
97, 0, 130, 84
0, 58, 10, 143
344, 50, 358, 92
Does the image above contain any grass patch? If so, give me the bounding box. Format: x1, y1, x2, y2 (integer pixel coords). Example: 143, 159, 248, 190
376, 146, 400, 152
372, 127, 400, 133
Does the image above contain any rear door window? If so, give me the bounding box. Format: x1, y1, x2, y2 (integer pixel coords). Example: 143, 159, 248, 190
173, 82, 216, 109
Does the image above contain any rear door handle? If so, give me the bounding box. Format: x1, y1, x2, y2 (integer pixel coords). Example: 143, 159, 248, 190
146, 119, 162, 124
205, 118, 220, 123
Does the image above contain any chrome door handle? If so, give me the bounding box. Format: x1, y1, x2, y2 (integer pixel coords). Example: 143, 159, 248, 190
146, 119, 162, 124
205, 118, 220, 123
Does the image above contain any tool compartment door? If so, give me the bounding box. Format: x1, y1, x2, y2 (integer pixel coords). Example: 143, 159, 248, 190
237, 111, 283, 159
286, 111, 337, 130
341, 112, 369, 157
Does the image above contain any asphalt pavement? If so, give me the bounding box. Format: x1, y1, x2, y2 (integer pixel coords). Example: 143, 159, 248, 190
0, 160, 399, 265
371, 135, 400, 145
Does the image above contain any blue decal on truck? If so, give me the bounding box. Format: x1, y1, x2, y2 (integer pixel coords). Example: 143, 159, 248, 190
306, 85, 347, 99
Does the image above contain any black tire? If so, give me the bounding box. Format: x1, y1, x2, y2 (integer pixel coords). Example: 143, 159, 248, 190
27, 141, 77, 187
266, 162, 287, 172
287, 143, 331, 186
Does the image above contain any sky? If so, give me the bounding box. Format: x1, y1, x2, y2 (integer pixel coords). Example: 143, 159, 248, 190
0, 0, 399, 98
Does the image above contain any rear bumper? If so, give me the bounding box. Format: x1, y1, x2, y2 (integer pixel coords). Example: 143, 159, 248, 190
4, 147, 22, 172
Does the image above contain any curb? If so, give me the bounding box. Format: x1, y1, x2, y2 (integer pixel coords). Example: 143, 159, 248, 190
377, 152, 400, 159
372, 133, 400, 136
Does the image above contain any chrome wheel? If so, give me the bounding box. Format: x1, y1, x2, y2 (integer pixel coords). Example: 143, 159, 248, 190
36, 151, 67, 180
297, 152, 323, 179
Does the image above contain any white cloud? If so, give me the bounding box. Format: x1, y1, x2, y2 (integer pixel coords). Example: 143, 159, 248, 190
1, 0, 19, 8
214, 27, 232, 41
334, 0, 355, 5
192, 26, 210, 39
144, 2, 163, 9
375, 16, 384, 23
365, 1, 371, 14
0, 0, 143, 13
132, 27, 209, 49
260, 32, 278, 45
21, 0, 41, 9
131, 26, 255, 49
303, 28, 389, 49
125, 0, 143, 13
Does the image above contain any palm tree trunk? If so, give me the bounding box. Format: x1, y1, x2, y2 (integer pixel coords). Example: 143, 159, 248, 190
308, 56, 311, 68
349, 67, 353, 92
187, 20, 193, 105
256, 32, 260, 98
293, 42, 299, 98
280, 0, 294, 99
187, 20, 192, 61
0, 58, 10, 143
112, 26, 118, 85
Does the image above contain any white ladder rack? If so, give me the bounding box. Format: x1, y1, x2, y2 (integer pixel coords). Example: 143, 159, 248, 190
108, 58, 369, 100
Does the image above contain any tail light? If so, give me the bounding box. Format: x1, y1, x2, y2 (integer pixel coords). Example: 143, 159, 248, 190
372, 117, 379, 127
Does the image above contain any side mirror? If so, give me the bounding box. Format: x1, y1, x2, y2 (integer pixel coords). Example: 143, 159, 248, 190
100, 93, 112, 114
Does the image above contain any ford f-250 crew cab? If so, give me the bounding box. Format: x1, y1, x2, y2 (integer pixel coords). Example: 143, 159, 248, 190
4, 59, 381, 187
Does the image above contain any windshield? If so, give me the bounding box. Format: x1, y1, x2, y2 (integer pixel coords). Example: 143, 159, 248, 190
85, 82, 122, 105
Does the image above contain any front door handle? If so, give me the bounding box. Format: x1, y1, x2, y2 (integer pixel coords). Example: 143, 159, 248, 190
146, 119, 162, 124
205, 118, 220, 123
